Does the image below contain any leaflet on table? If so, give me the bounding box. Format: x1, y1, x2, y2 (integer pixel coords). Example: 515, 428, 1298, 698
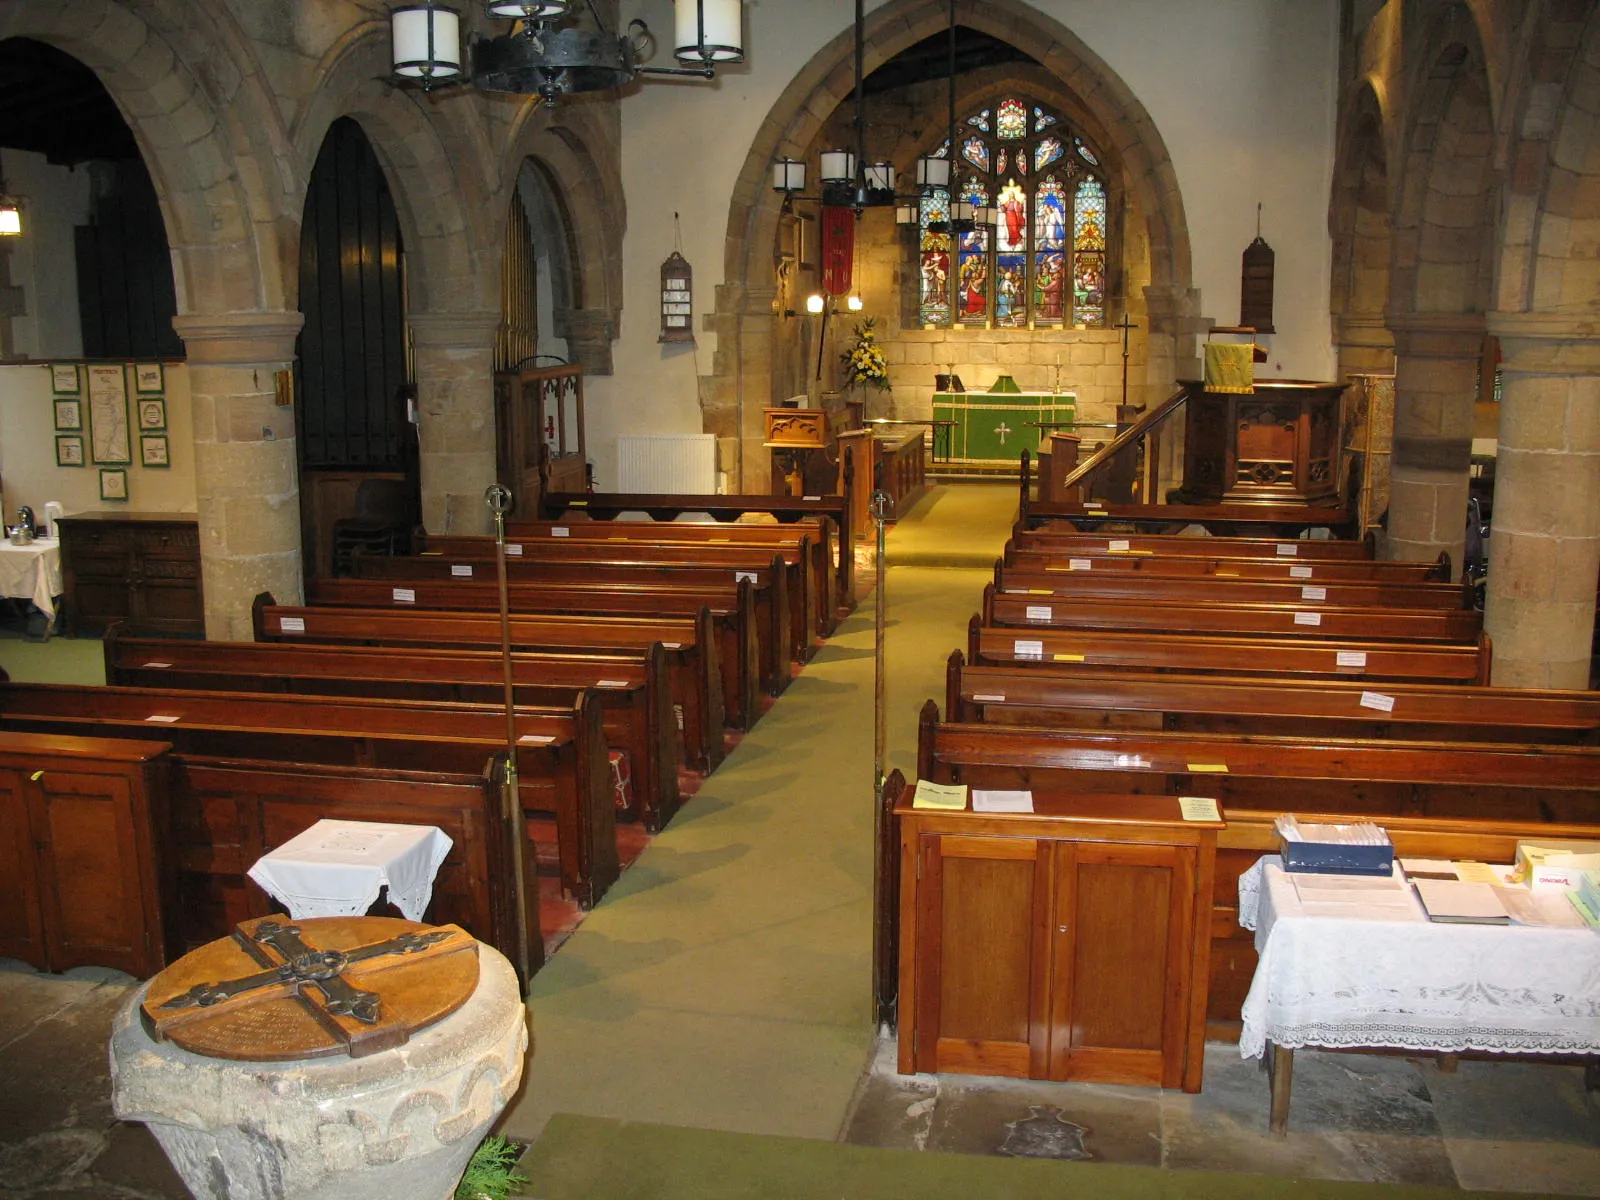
1288, 871, 1421, 921
971, 789, 1034, 814
1412, 878, 1511, 924
912, 780, 968, 810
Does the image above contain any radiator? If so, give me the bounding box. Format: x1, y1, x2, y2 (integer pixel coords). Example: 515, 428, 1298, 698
616, 434, 718, 493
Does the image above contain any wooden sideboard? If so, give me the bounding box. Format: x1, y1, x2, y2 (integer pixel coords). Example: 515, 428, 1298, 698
896, 792, 1221, 1092
57, 512, 204, 636
0, 731, 172, 978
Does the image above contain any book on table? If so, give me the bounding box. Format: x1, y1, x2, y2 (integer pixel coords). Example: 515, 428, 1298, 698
1411, 878, 1510, 925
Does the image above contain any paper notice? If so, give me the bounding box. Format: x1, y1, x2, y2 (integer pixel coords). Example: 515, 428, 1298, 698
803, 495, 822, 501
597, 680, 630, 689
280, 616, 305, 633
506, 543, 524, 556
1290, 565, 1314, 579
1277, 543, 1299, 556
144, 714, 181, 723
1070, 558, 1092, 571
1014, 639, 1044, 659
1026, 606, 1053, 622
1188, 763, 1230, 773
1336, 650, 1368, 668
1301, 586, 1327, 601
451, 564, 473, 577
518, 734, 557, 745
736, 571, 758, 583
1294, 611, 1323, 626
972, 789, 1034, 814
1053, 653, 1086, 662
1453, 861, 1502, 886
1179, 796, 1222, 822
912, 780, 968, 810
1109, 539, 1131, 552
1359, 691, 1396, 713
393, 588, 416, 604
1029, 589, 1054, 596
972, 694, 1008, 703
142, 661, 172, 669
551, 527, 570, 537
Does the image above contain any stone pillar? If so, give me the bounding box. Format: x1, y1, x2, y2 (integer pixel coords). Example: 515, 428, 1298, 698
1383, 315, 1483, 576
704, 280, 777, 493
1335, 314, 1395, 379
553, 307, 618, 377
409, 312, 500, 536
172, 313, 304, 641
1483, 315, 1600, 689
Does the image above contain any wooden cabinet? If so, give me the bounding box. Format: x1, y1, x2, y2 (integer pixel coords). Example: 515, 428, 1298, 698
0, 731, 172, 977
57, 513, 203, 635
897, 794, 1220, 1092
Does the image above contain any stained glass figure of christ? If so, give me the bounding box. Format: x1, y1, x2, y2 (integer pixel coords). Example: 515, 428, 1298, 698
916, 95, 1110, 328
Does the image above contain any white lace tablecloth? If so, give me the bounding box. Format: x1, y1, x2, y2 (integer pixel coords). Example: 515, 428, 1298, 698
248, 819, 453, 922
1237, 855, 1600, 1060
0, 538, 62, 619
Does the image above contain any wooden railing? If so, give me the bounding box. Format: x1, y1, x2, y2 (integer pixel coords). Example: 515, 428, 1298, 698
1047, 385, 1189, 505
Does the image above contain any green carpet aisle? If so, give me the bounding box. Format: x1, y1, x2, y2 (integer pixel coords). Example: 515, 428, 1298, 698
497, 485, 1013, 1142
0, 633, 104, 683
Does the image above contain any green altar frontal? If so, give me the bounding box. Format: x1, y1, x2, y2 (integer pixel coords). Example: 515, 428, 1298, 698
933, 391, 1077, 469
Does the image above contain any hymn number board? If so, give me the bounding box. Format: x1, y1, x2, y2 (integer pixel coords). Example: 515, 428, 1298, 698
659, 252, 695, 344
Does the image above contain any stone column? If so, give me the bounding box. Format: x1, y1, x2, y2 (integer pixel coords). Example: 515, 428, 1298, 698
1383, 314, 1483, 576
1483, 314, 1600, 689
704, 280, 777, 493
553, 307, 618, 377
409, 312, 500, 536
1335, 314, 1395, 379
172, 313, 304, 641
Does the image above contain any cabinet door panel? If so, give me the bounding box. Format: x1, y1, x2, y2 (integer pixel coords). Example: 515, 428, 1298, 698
917, 834, 1049, 1078
0, 770, 47, 967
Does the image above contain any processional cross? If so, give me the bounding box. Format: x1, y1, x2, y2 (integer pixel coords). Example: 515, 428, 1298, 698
1115, 312, 1139, 408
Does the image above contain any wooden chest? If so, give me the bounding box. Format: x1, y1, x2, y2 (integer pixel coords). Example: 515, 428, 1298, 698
57, 513, 203, 635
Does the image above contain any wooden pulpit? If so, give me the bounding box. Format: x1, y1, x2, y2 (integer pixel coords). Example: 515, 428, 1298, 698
1177, 379, 1346, 506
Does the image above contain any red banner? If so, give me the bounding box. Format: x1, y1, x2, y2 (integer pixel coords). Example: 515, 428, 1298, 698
820, 205, 855, 297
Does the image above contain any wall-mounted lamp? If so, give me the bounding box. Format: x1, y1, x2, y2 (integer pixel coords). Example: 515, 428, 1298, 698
0, 151, 21, 237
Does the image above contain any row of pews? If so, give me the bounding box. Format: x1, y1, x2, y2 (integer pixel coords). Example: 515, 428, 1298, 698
0, 496, 854, 988
887, 512, 1600, 1087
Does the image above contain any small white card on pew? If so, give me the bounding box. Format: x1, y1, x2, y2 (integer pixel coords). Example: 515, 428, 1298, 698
142, 661, 172, 669
1179, 796, 1222, 822
144, 714, 181, 724
1294, 611, 1322, 626
280, 616, 305, 633
1026, 605, 1053, 622
518, 734, 556, 745
736, 571, 758, 583
1336, 650, 1368, 668
1014, 639, 1044, 660
972, 693, 1007, 703
1360, 691, 1396, 713
913, 780, 968, 811
1109, 539, 1131, 552
1301, 586, 1327, 601
393, 587, 416, 604
973, 789, 1034, 814
1290, 565, 1314, 579
803, 495, 822, 501
506, 543, 524, 556
451, 564, 473, 577
597, 680, 630, 689
1070, 558, 1092, 571
1277, 543, 1299, 556
551, 527, 570, 537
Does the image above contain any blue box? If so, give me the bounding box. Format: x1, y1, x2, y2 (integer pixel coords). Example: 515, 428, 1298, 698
1277, 836, 1394, 877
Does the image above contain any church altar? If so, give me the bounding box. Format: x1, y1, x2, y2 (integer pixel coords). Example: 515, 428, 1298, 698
932, 391, 1077, 470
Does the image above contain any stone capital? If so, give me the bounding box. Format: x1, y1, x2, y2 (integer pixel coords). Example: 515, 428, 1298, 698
1335, 313, 1395, 348
172, 312, 304, 365
555, 307, 619, 376
1385, 311, 1486, 359
407, 311, 502, 349
1486, 310, 1600, 342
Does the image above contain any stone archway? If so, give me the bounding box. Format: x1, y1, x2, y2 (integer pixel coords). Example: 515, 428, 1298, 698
1383, 2, 1497, 574
705, 0, 1194, 490
1328, 83, 1394, 380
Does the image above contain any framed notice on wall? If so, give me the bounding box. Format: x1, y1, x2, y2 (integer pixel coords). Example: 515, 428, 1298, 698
659, 251, 695, 345
51, 363, 80, 394
86, 364, 131, 464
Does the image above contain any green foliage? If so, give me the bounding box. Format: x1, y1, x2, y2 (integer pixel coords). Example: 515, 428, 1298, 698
455, 1135, 530, 1200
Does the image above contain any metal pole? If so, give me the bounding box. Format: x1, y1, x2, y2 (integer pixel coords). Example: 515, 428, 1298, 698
869, 486, 891, 1028
486, 484, 532, 991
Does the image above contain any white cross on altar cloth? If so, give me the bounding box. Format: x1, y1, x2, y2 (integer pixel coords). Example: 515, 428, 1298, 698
994, 422, 1012, 445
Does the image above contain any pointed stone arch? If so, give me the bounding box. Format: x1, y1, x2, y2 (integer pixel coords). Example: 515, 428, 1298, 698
705, 0, 1193, 489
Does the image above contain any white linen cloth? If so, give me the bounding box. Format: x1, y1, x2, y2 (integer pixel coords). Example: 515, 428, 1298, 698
247, 819, 453, 922
1237, 855, 1600, 1060
0, 538, 62, 619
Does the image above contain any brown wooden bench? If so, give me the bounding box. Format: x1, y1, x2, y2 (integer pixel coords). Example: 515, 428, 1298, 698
415, 532, 819, 661
103, 626, 684, 831
539, 490, 857, 611
967, 618, 1492, 685
1012, 528, 1376, 561
1004, 544, 1451, 582
945, 652, 1600, 745
994, 564, 1471, 610
913, 707, 1600, 1024
983, 584, 1484, 643
167, 754, 543, 985
0, 681, 618, 910
254, 598, 727, 774
503, 516, 843, 636
306, 573, 766, 730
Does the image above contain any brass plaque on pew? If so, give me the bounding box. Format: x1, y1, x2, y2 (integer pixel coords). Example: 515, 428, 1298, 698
141, 914, 479, 1061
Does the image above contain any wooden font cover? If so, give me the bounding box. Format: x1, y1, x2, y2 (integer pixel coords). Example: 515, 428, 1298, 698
140, 914, 479, 1061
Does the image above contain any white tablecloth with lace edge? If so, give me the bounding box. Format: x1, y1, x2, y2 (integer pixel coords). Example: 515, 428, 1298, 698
1237, 855, 1600, 1061
248, 819, 452, 923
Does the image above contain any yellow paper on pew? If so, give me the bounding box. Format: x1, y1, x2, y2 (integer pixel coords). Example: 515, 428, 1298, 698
1054, 653, 1086, 662
1188, 763, 1230, 773
1454, 861, 1501, 885
1029, 589, 1054, 595
913, 780, 969, 811
1130, 549, 1155, 555
1179, 796, 1222, 823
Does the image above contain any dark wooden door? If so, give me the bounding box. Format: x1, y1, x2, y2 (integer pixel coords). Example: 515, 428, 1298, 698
0, 769, 48, 968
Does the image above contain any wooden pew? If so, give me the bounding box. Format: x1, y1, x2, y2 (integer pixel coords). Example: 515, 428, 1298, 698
167, 754, 544, 984
103, 626, 684, 831
0, 681, 618, 909
982, 583, 1483, 643
994, 565, 1470, 611
539, 490, 856, 611
254, 597, 727, 773
914, 706, 1600, 1023
503, 516, 844, 636
1012, 528, 1376, 561
1004, 544, 1451, 582
945, 652, 1600, 745
415, 533, 820, 661
967, 618, 1493, 685
306, 573, 765, 730
359, 545, 807, 672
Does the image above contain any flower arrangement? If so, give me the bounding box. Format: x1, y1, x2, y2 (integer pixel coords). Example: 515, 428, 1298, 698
841, 318, 892, 391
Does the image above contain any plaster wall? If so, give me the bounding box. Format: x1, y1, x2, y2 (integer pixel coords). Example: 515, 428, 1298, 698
596, 0, 1340, 487
2, 149, 92, 361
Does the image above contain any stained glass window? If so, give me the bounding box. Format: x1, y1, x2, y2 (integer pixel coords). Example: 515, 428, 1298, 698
913, 96, 1110, 328
1073, 179, 1107, 328
996, 98, 1027, 140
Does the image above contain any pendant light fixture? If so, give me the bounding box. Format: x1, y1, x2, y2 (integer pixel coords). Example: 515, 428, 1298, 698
898, 0, 992, 234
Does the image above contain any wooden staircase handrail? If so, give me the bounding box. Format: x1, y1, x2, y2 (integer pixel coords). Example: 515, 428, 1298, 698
1059, 385, 1190, 493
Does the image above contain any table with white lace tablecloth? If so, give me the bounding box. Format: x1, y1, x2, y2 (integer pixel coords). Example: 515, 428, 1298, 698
1237, 855, 1600, 1132
0, 537, 62, 621
248, 819, 453, 922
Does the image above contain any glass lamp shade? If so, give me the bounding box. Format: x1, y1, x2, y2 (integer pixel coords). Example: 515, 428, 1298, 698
771, 158, 806, 192
392, 3, 463, 79
0, 199, 20, 237
973, 203, 997, 228
485, 1, 570, 17
805, 293, 827, 314
895, 202, 920, 226
864, 161, 895, 192
819, 150, 856, 185
675, 0, 744, 63
916, 156, 951, 189
951, 198, 974, 224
